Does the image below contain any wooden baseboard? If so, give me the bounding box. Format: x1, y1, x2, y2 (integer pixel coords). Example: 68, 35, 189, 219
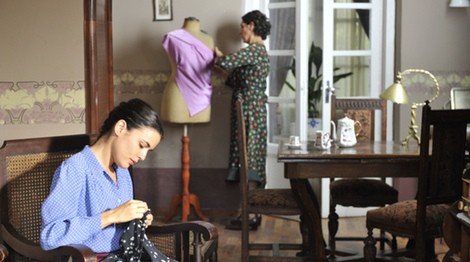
133, 167, 241, 219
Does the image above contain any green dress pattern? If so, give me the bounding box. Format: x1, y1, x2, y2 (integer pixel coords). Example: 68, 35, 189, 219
216, 44, 270, 188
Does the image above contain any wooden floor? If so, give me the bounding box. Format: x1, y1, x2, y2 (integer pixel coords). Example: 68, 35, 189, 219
212, 214, 449, 262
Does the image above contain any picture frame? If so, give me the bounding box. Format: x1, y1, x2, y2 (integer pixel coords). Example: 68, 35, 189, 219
153, 0, 172, 21
450, 87, 470, 109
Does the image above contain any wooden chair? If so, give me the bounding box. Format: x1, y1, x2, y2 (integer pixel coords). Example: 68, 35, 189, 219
235, 97, 305, 261
328, 95, 398, 257
364, 102, 470, 261
0, 134, 218, 262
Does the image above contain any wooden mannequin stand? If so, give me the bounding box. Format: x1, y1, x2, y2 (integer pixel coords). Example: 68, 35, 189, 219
164, 125, 208, 222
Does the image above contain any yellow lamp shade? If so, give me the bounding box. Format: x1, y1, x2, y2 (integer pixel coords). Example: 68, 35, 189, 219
380, 82, 409, 104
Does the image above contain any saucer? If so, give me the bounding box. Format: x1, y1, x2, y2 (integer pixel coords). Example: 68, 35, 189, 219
286, 143, 302, 149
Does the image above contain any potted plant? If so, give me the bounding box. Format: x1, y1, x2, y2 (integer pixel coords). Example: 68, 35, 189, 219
284, 41, 353, 118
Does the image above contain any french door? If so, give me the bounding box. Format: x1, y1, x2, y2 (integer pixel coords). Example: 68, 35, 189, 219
246, 0, 395, 217
321, 0, 396, 217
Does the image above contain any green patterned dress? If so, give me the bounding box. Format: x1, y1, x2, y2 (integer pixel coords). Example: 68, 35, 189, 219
216, 44, 270, 188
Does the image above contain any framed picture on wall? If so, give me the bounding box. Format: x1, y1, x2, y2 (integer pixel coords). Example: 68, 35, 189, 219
153, 0, 173, 21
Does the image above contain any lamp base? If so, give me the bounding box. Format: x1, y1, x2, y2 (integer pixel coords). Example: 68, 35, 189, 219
401, 131, 420, 146
402, 104, 421, 146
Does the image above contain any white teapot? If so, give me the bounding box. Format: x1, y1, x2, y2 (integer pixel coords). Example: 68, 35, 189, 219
332, 116, 357, 147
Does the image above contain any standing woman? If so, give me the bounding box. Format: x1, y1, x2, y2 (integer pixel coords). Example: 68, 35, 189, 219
215, 10, 271, 229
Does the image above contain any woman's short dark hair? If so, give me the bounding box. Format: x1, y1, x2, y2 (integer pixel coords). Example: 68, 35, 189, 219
242, 10, 271, 40
98, 98, 164, 139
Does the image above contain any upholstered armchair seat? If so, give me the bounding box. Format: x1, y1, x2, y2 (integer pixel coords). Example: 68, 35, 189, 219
248, 188, 300, 215
367, 200, 449, 238
330, 178, 398, 207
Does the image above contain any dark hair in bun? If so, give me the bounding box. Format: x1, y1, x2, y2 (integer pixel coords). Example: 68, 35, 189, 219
98, 98, 164, 140
242, 10, 271, 40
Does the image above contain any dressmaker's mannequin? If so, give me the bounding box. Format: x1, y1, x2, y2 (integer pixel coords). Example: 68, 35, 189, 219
160, 17, 215, 123
161, 17, 215, 222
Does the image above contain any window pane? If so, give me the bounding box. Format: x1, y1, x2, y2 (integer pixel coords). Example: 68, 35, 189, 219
268, 7, 296, 97
333, 56, 370, 97
334, 8, 370, 50
269, 56, 293, 97
269, 8, 295, 50
268, 101, 296, 142
267, 5, 297, 143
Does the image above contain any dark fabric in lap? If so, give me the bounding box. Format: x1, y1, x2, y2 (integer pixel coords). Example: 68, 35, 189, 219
102, 210, 177, 262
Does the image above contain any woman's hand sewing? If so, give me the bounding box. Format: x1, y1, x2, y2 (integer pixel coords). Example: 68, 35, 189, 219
101, 199, 150, 228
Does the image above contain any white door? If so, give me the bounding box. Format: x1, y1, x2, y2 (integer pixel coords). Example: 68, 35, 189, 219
320, 0, 396, 217
246, 0, 396, 217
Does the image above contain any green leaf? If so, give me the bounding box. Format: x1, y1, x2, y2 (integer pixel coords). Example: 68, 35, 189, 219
311, 42, 322, 77
283, 41, 353, 117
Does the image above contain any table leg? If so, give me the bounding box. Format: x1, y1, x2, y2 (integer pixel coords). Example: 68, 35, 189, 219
290, 179, 327, 261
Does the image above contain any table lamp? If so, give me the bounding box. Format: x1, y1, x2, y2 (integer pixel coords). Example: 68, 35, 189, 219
381, 69, 440, 146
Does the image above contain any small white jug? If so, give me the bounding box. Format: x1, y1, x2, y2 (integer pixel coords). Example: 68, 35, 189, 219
315, 130, 333, 150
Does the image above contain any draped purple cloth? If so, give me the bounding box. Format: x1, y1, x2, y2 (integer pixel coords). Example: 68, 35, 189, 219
162, 29, 214, 117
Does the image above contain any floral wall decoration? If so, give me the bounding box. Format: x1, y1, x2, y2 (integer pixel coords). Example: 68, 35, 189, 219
0, 81, 85, 125
1, 71, 465, 126
113, 70, 168, 95
0, 71, 229, 126
113, 70, 229, 96
402, 71, 470, 108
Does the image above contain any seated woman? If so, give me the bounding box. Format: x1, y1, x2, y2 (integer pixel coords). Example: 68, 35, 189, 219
40, 98, 168, 260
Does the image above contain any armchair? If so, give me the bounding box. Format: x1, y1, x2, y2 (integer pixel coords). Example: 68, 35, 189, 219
364, 103, 470, 261
0, 134, 217, 261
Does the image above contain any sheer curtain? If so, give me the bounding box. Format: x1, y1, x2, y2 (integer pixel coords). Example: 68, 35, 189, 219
269, 8, 295, 96
268, 7, 296, 139
334, 0, 370, 97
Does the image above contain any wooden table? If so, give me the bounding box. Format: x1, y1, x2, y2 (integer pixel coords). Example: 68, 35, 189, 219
277, 141, 420, 261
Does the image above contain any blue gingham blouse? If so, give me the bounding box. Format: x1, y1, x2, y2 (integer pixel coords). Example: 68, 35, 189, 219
40, 145, 133, 253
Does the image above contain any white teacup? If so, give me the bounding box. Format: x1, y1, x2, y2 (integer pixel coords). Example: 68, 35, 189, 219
289, 135, 300, 146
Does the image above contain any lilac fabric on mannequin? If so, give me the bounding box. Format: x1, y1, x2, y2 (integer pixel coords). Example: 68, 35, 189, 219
162, 29, 215, 117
